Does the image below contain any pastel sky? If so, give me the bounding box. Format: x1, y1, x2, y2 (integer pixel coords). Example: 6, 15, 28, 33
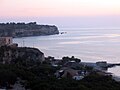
0, 0, 120, 27
0, 0, 120, 17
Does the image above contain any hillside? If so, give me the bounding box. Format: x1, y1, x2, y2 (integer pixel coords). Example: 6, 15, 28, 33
0, 22, 59, 37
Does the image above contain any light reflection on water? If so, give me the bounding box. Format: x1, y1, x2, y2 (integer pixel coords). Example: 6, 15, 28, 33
108, 66, 120, 77
13, 28, 120, 76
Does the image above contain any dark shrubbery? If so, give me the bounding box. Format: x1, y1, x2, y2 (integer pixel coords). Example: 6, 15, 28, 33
0, 63, 119, 90
0, 55, 120, 90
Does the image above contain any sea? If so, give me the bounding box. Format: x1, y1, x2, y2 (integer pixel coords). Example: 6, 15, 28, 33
13, 28, 120, 76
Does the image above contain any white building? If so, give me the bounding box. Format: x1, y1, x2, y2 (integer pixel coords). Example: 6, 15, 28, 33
73, 76, 84, 80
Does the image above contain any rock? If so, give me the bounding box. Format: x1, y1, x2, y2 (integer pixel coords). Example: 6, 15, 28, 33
0, 22, 59, 37
0, 45, 45, 64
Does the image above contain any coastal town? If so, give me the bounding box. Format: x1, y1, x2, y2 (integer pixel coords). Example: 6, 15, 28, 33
0, 36, 120, 89
1, 0, 120, 89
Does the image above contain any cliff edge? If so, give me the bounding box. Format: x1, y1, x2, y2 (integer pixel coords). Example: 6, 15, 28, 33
0, 22, 59, 37
0, 45, 45, 64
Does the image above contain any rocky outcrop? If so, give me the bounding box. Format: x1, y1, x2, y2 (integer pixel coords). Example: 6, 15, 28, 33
0, 22, 59, 37
0, 45, 45, 64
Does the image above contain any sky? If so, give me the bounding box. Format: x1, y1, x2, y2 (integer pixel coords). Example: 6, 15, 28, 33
0, 0, 120, 28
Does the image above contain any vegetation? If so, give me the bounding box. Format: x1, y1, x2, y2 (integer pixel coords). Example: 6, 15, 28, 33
0, 47, 120, 90
0, 60, 119, 90
60, 56, 81, 65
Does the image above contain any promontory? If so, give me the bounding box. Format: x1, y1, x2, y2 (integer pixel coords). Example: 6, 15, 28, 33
0, 22, 59, 37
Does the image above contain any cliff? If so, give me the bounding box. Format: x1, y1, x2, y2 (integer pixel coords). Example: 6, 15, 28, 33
0, 45, 45, 64
0, 22, 59, 37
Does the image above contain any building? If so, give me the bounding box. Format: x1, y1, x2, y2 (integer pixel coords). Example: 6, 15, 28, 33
0, 37, 12, 47
55, 67, 87, 80
73, 76, 84, 80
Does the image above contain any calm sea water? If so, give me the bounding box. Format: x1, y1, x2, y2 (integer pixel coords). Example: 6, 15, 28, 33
13, 28, 120, 76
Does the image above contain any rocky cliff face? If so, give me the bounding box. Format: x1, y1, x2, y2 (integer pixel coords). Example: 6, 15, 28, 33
0, 22, 59, 37
0, 45, 45, 64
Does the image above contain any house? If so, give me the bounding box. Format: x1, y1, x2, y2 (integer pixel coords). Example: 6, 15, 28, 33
73, 76, 84, 80
55, 67, 78, 78
55, 67, 88, 80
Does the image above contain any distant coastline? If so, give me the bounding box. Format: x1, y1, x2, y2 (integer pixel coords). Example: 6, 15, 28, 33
0, 22, 59, 38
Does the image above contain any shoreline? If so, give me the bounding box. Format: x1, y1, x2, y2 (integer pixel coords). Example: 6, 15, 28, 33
45, 56, 120, 80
